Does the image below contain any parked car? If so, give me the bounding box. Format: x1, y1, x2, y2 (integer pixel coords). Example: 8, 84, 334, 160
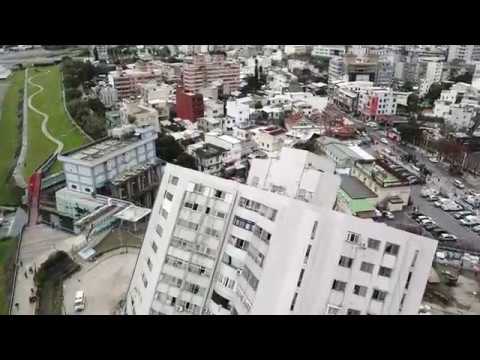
380, 138, 389, 145
428, 195, 439, 202
429, 157, 439, 163
383, 211, 394, 220
411, 212, 425, 219
74, 290, 85, 312
424, 223, 437, 232
421, 218, 436, 226
434, 198, 449, 207
373, 208, 382, 219
441, 202, 463, 212
453, 179, 465, 189
460, 216, 480, 226
439, 233, 458, 242
472, 225, 480, 233
453, 211, 473, 219
431, 228, 447, 237
415, 215, 430, 223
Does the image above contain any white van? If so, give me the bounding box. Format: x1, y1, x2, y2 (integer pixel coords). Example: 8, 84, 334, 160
74, 291, 85, 312
453, 180, 465, 189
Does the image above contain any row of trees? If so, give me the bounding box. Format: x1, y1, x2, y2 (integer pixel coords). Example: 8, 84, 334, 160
62, 57, 107, 139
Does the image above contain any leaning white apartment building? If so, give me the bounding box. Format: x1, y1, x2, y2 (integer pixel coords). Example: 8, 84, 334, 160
126, 148, 437, 315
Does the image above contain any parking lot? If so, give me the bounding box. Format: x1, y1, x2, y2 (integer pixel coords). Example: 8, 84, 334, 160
356, 129, 480, 252
409, 185, 480, 249
63, 249, 138, 315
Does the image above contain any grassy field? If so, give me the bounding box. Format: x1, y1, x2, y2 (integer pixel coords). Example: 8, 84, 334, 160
24, 65, 88, 179
0, 71, 25, 205
0, 237, 18, 314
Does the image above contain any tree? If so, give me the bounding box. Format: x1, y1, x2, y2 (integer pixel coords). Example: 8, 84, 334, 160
397, 122, 422, 144
67, 99, 90, 119
81, 114, 107, 139
156, 135, 183, 162
63, 74, 81, 89
175, 152, 197, 170
310, 56, 330, 72
424, 83, 444, 104
65, 88, 82, 101
400, 81, 413, 92
87, 98, 106, 116
157, 46, 171, 58
450, 72, 473, 83
407, 93, 419, 114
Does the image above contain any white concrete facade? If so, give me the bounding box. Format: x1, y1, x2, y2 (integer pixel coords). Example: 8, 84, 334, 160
125, 155, 437, 315
57, 126, 158, 195
98, 85, 118, 109
226, 98, 252, 128
447, 45, 480, 64
119, 102, 160, 133
312, 45, 346, 58
284, 45, 307, 56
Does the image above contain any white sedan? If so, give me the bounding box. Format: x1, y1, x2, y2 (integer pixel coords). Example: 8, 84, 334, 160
380, 138, 389, 145
439, 233, 457, 242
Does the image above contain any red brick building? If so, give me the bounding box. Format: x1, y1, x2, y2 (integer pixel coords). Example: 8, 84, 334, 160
176, 86, 204, 122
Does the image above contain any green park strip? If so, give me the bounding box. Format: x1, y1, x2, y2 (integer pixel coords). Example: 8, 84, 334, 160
0, 71, 25, 205
24, 65, 88, 179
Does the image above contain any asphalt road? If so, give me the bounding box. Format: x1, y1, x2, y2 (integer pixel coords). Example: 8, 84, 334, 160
359, 132, 480, 252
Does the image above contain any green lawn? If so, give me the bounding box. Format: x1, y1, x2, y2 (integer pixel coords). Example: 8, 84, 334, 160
0, 237, 18, 314
24, 65, 88, 179
0, 71, 25, 205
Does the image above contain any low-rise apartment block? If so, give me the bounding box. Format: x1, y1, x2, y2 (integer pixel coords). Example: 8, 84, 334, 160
57, 125, 161, 208
182, 54, 240, 94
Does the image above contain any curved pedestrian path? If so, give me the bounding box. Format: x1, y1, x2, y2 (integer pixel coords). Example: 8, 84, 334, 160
27, 70, 64, 157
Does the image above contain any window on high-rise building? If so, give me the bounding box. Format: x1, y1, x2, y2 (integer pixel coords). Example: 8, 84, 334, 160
164, 191, 174, 201
231, 235, 249, 250
161, 209, 168, 219
290, 292, 298, 311
338, 256, 354, 268
331, 280, 347, 292
233, 216, 254, 231
367, 238, 381, 250
304, 244, 312, 264
353, 284, 367, 297
141, 273, 148, 288
346, 231, 360, 244
372, 289, 387, 302
385, 242, 400, 256
378, 266, 392, 278
360, 262, 374, 274
214, 189, 225, 199
156, 225, 163, 238
147, 258, 153, 271
151, 241, 158, 253
297, 269, 305, 287
405, 272, 413, 289
310, 221, 318, 240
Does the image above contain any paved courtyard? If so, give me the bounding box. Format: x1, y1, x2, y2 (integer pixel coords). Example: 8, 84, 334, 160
63, 248, 138, 315
11, 224, 84, 315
